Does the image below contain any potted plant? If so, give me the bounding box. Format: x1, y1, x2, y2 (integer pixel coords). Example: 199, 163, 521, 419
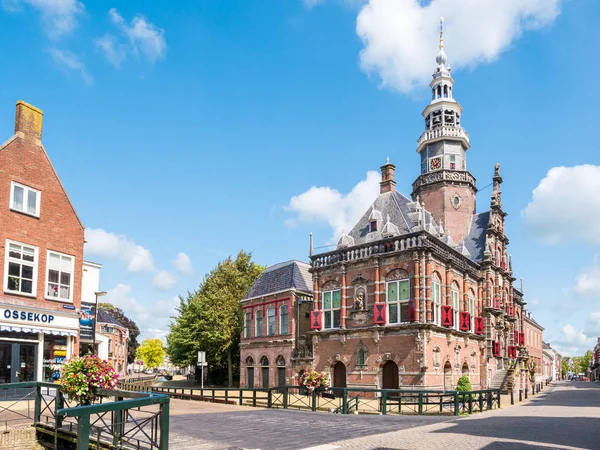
298, 370, 330, 395
60, 355, 119, 405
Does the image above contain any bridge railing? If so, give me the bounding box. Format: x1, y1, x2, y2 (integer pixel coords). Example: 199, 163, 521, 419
0, 381, 170, 450
135, 384, 500, 416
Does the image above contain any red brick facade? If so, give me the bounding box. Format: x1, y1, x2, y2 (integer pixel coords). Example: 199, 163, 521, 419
0, 101, 84, 383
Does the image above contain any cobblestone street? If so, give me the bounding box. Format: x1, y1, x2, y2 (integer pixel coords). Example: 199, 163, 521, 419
165, 382, 599, 449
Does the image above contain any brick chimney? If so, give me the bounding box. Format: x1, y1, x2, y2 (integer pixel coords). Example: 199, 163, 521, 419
380, 158, 396, 194
15, 100, 43, 143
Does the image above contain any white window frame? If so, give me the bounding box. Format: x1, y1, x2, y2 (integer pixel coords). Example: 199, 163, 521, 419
267, 307, 276, 336
432, 281, 441, 326
451, 288, 459, 331
244, 312, 252, 339
386, 279, 410, 325
10, 181, 41, 218
468, 295, 475, 332
45, 251, 75, 303
279, 305, 289, 335
4, 239, 38, 297
322, 289, 341, 330
255, 310, 263, 337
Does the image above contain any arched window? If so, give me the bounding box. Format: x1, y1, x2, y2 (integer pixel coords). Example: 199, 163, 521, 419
357, 348, 366, 366
261, 357, 269, 388
451, 282, 460, 331
244, 311, 251, 339
279, 305, 289, 334
276, 356, 285, 366
261, 356, 269, 366
267, 307, 276, 336
246, 356, 254, 366
432, 272, 442, 326
255, 310, 263, 337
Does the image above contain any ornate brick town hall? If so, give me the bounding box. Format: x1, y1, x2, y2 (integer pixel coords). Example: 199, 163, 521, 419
240, 25, 544, 394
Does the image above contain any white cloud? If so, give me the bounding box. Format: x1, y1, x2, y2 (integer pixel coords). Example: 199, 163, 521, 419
174, 252, 193, 274
522, 165, 600, 245
94, 34, 127, 68
286, 170, 380, 242
584, 312, 600, 337
85, 228, 154, 273
152, 271, 178, 290
553, 324, 595, 356
97, 8, 166, 66
104, 284, 178, 340
355, 0, 561, 93
303, 0, 325, 8
2, 0, 84, 38
574, 253, 600, 298
48, 48, 93, 85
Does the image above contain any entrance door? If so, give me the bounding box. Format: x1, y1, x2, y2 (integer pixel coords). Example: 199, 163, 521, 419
333, 362, 346, 389
247, 367, 254, 388
444, 362, 452, 391
382, 361, 399, 390
278, 368, 286, 388
262, 367, 269, 388
0, 343, 11, 384
17, 344, 36, 382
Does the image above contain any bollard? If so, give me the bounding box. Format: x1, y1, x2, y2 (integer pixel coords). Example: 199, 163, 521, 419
525, 387, 528, 399
510, 390, 514, 405
519, 389, 522, 402
532, 385, 535, 396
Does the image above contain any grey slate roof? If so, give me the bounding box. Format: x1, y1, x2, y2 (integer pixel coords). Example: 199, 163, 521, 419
243, 260, 312, 300
96, 309, 125, 328
464, 211, 489, 263
346, 191, 440, 245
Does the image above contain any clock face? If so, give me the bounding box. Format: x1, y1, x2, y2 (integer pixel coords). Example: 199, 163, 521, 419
429, 157, 442, 171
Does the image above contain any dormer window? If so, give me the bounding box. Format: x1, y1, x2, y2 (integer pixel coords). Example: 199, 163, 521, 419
10, 181, 40, 217
370, 221, 378, 232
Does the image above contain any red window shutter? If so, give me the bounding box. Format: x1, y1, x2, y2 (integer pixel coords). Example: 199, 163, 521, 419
310, 311, 322, 329
441, 305, 453, 327
459, 312, 470, 331
493, 341, 500, 357
373, 303, 386, 324
474, 316, 484, 335
408, 300, 416, 322
494, 297, 501, 309
519, 332, 525, 346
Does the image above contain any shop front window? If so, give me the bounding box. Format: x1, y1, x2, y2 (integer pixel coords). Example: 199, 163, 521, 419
43, 336, 68, 382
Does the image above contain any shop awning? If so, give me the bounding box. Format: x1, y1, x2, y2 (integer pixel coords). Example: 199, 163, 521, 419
0, 325, 77, 336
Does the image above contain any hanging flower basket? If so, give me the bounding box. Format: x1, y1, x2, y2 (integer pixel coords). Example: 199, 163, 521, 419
60, 355, 119, 405
298, 370, 330, 394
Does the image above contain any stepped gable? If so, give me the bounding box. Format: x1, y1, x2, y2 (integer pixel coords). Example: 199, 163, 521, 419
464, 211, 490, 263
243, 260, 312, 300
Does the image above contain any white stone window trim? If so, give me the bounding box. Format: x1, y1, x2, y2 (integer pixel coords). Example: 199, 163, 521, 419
322, 289, 341, 330
44, 250, 75, 303
279, 304, 289, 335
386, 279, 410, 325
451, 288, 460, 331
432, 281, 442, 326
4, 239, 39, 298
10, 181, 41, 218
267, 307, 276, 336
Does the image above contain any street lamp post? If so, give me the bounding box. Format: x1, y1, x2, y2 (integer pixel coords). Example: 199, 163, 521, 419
92, 291, 107, 355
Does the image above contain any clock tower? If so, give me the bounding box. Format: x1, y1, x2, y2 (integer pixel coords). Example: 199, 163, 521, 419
412, 18, 476, 245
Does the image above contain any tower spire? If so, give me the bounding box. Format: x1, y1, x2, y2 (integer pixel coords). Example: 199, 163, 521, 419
439, 16, 444, 49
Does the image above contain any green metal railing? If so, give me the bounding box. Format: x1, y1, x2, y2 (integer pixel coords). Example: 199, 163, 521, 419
0, 381, 170, 450
132, 383, 500, 416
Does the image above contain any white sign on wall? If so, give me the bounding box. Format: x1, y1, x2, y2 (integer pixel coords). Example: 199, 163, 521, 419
0, 306, 79, 331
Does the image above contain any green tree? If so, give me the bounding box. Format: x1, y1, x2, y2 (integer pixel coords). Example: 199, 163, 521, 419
136, 338, 165, 369
98, 303, 140, 364
167, 251, 264, 386
579, 350, 593, 374
561, 359, 569, 379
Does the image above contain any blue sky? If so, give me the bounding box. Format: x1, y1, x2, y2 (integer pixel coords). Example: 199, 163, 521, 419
1, 0, 598, 356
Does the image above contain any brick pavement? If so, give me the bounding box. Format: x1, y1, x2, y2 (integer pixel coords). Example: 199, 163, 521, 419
165, 382, 599, 450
